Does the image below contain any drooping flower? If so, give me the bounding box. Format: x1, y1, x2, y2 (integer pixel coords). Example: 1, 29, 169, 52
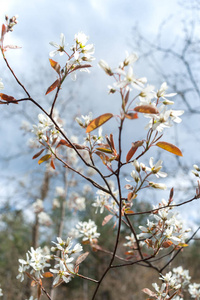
98, 60, 113, 76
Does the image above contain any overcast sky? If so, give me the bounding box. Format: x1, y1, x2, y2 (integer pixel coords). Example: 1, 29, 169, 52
0, 0, 181, 68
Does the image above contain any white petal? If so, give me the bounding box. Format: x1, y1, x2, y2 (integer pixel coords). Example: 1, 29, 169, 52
49, 41, 59, 48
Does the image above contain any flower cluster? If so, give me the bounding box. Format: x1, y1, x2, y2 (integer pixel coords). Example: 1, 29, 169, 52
145, 266, 200, 300
126, 158, 167, 195
17, 237, 84, 287
32, 113, 63, 144
68, 192, 86, 211
188, 283, 200, 299
99, 52, 145, 91
137, 199, 190, 251
50, 237, 83, 286
99, 54, 183, 133
55, 186, 66, 198
76, 112, 104, 148
5, 15, 18, 33
144, 104, 184, 133
49, 32, 95, 80
17, 247, 51, 282
92, 181, 118, 214
75, 112, 93, 129
32, 199, 52, 226
70, 219, 100, 243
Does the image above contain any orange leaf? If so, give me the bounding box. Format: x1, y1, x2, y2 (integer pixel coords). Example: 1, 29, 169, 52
86, 113, 113, 133
125, 210, 134, 214
124, 112, 138, 119
43, 272, 53, 278
49, 59, 61, 75
109, 134, 115, 150
56, 139, 87, 150
126, 140, 144, 163
95, 151, 110, 164
38, 154, 52, 165
102, 214, 113, 226
31, 280, 37, 287
32, 148, 45, 159
156, 141, 183, 156
127, 191, 134, 201
0, 93, 18, 103
45, 79, 60, 95
126, 146, 138, 163
1, 24, 6, 42
134, 105, 159, 114
162, 240, 173, 248
50, 159, 55, 169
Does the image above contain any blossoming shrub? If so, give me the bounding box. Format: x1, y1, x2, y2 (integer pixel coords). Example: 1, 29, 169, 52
0, 15, 200, 300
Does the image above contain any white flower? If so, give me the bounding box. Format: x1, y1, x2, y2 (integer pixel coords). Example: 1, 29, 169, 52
123, 52, 138, 66
157, 82, 176, 102
38, 212, 52, 226
71, 243, 83, 254
123, 233, 136, 247
52, 198, 60, 209
145, 105, 172, 132
92, 186, 118, 214
75, 219, 100, 242
138, 84, 155, 105
32, 124, 47, 141
17, 247, 51, 282
49, 33, 66, 57
75, 112, 93, 128
172, 266, 191, 286
55, 186, 65, 198
152, 282, 167, 298
114, 66, 146, 90
50, 260, 72, 286
32, 199, 43, 213
169, 109, 184, 123
146, 157, 167, 178
75, 32, 89, 46
68, 193, 86, 211
75, 197, 86, 211
16, 264, 27, 282
189, 283, 200, 298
